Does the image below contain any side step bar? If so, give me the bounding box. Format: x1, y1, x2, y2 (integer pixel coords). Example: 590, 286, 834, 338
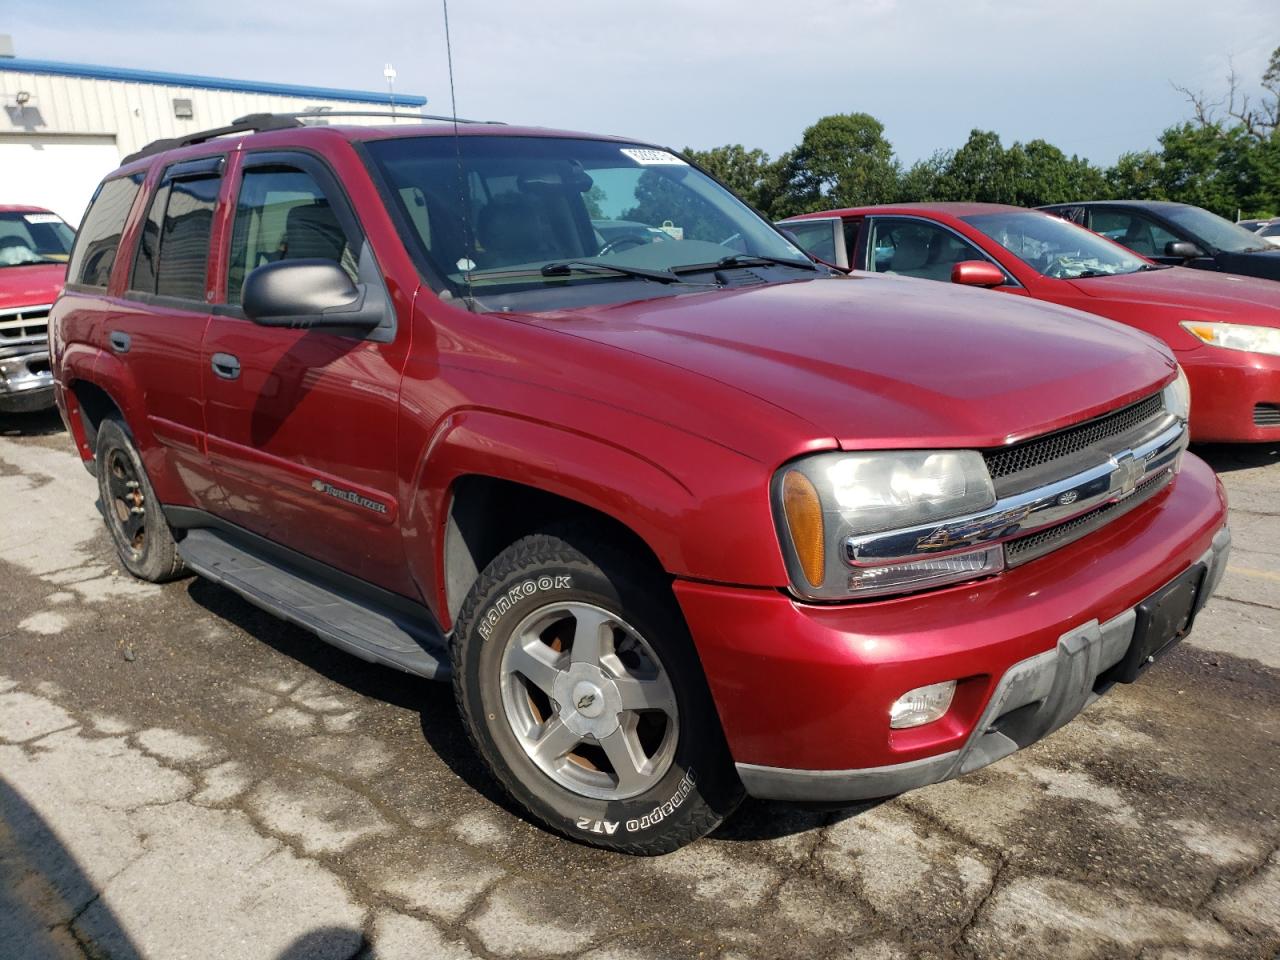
177, 527, 451, 680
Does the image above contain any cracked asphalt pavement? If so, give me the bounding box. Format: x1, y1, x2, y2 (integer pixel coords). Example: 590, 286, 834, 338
1, 409, 1278, 960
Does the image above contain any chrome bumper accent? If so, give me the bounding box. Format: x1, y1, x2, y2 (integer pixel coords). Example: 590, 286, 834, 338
844, 418, 1187, 567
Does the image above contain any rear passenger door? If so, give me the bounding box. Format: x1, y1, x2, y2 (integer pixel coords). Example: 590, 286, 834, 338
110, 158, 223, 508
201, 151, 414, 595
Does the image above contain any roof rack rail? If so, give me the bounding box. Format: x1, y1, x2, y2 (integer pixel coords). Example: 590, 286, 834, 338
262, 109, 506, 126
121, 113, 304, 165
121, 109, 506, 165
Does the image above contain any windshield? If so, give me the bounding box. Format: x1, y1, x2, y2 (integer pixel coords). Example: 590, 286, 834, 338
1163, 205, 1273, 254
0, 211, 75, 267
365, 135, 811, 306
963, 211, 1151, 280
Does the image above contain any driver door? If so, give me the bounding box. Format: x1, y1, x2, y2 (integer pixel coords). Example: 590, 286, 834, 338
201, 150, 416, 595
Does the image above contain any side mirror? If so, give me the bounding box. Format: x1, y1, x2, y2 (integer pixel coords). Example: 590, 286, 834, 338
951, 260, 1006, 288
1165, 240, 1205, 260
242, 259, 380, 330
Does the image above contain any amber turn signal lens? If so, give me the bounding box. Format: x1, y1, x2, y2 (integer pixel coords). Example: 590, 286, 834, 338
782, 470, 825, 587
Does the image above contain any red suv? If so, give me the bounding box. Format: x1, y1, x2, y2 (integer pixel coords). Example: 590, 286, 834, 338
52, 115, 1229, 853
1, 205, 75, 413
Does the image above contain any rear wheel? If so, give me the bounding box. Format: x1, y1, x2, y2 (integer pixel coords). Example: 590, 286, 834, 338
452, 529, 742, 854
95, 417, 186, 583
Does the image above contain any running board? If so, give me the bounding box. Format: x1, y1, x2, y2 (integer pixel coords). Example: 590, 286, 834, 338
177, 528, 451, 680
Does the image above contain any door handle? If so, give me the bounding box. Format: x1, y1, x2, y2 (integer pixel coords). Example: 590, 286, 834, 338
108, 331, 131, 354
211, 353, 241, 380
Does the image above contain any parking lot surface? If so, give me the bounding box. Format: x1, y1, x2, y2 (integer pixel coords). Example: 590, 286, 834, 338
1, 410, 1277, 960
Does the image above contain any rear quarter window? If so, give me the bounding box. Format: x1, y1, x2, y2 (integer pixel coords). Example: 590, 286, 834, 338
66, 174, 144, 289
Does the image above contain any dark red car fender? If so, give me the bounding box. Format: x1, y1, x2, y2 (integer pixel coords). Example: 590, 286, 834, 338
400, 404, 793, 630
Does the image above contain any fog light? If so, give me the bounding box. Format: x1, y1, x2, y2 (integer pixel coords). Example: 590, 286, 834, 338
889, 680, 956, 729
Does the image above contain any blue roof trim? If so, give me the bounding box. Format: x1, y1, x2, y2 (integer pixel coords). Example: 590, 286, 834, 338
0, 57, 427, 107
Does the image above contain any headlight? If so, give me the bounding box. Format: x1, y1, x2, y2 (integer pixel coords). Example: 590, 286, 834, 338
1162, 365, 1191, 421
772, 450, 1001, 600
1180, 321, 1280, 357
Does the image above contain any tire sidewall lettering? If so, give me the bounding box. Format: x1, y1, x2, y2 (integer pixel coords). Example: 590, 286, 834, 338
477, 574, 572, 640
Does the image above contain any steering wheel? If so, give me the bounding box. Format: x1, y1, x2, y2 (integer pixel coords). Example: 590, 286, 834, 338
597, 234, 649, 257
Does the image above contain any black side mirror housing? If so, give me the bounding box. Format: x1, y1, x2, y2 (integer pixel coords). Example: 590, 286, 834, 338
1165, 240, 1205, 260
242, 259, 381, 330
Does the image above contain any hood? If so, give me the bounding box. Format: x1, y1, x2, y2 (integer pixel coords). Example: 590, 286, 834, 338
530, 274, 1175, 450
1217, 248, 1280, 282
1067, 267, 1280, 326
0, 262, 66, 311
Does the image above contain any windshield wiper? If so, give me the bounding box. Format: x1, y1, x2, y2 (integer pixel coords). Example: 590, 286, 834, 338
673, 253, 820, 274
540, 260, 683, 284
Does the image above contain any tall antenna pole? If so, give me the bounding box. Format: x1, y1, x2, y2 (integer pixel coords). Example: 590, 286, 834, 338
442, 0, 474, 307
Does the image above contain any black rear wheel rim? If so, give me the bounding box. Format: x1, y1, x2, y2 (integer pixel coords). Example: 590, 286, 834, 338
105, 448, 147, 558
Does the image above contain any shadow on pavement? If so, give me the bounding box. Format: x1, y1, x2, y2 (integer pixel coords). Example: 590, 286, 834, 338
184, 577, 524, 818
0, 776, 142, 959
0, 407, 64, 438
184, 576, 856, 844
1193, 441, 1280, 474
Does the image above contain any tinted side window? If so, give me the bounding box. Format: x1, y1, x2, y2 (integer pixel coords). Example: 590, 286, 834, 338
155, 176, 220, 300
1089, 210, 1180, 259
227, 166, 358, 305
868, 219, 988, 281
67, 174, 143, 288
782, 220, 838, 264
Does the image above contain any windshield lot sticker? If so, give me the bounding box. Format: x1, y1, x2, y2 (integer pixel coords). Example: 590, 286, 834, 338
478, 576, 573, 639
24, 213, 62, 224
620, 148, 687, 166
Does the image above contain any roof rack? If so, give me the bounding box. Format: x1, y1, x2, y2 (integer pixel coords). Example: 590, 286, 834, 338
261, 109, 506, 125
121, 110, 505, 165
121, 113, 304, 164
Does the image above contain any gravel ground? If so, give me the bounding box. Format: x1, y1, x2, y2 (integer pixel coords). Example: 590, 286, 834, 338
1, 408, 1277, 960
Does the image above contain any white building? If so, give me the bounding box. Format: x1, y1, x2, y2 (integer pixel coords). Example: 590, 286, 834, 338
0, 46, 427, 224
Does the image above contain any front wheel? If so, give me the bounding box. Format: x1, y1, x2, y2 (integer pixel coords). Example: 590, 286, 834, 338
452, 530, 742, 854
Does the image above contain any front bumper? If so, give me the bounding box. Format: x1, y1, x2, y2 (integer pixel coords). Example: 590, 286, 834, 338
1182, 348, 1280, 442
675, 453, 1229, 799
736, 525, 1230, 802
0, 347, 55, 413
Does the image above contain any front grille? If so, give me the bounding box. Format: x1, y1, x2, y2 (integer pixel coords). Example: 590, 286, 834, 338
985, 393, 1164, 479
1255, 403, 1280, 428
1005, 468, 1173, 567
0, 305, 51, 344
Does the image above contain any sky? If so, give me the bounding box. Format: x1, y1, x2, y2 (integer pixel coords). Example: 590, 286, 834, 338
8, 1, 1278, 168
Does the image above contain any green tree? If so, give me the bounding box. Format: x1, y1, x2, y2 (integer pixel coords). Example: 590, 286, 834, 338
683, 144, 780, 213
773, 113, 900, 217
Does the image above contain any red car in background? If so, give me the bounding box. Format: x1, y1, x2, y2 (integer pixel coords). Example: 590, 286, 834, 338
781, 204, 1280, 443
0, 205, 75, 414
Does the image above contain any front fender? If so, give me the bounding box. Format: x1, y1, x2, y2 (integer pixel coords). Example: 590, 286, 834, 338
403, 408, 790, 629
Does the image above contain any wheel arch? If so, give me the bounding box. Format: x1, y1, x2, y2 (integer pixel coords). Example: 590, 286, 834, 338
407, 409, 707, 632
441, 474, 669, 627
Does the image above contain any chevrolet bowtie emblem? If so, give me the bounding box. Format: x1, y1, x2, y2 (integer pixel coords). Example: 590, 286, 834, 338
576, 693, 596, 710
1113, 452, 1145, 499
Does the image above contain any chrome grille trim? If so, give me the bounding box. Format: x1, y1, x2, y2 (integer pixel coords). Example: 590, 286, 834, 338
844, 420, 1188, 568
0, 304, 52, 346
984, 393, 1166, 496
1004, 466, 1173, 567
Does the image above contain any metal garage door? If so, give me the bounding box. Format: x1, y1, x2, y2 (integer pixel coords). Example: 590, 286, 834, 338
0, 135, 120, 226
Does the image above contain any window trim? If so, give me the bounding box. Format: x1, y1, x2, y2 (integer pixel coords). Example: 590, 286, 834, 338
214, 148, 394, 342
125, 159, 225, 307
863, 214, 1021, 288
